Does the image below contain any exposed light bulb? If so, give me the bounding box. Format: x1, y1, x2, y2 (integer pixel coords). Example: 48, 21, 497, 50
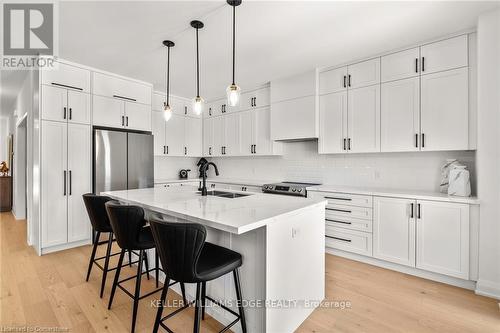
163, 102, 172, 121
226, 84, 241, 107
193, 96, 204, 115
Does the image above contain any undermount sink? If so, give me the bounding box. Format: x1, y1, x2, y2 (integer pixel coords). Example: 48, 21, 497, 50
199, 190, 251, 198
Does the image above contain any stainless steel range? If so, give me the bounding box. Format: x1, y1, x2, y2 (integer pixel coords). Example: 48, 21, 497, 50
262, 182, 321, 197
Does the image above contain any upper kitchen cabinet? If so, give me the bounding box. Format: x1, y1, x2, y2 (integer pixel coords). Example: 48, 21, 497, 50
381, 47, 420, 82
347, 58, 380, 89
271, 70, 319, 140
420, 35, 468, 75
319, 91, 347, 154
420, 67, 469, 151
153, 112, 202, 157
93, 72, 151, 105
239, 86, 271, 111
319, 67, 348, 95
41, 61, 91, 92
239, 107, 282, 156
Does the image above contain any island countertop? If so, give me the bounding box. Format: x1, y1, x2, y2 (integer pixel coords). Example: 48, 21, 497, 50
102, 187, 326, 234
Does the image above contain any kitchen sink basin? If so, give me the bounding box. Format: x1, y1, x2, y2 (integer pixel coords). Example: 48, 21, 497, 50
199, 190, 251, 198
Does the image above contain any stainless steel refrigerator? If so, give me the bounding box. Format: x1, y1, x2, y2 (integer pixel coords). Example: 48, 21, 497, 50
93, 129, 154, 194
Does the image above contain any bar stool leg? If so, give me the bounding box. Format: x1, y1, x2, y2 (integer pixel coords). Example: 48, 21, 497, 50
180, 283, 187, 305
201, 282, 206, 320
155, 249, 159, 288
152, 278, 169, 333
144, 251, 150, 280
108, 249, 125, 310
233, 268, 247, 333
128, 250, 132, 267
131, 250, 144, 333
193, 283, 202, 333
85, 231, 100, 281
99, 232, 114, 298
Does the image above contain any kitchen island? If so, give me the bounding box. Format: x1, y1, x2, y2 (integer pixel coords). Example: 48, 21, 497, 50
103, 186, 326, 333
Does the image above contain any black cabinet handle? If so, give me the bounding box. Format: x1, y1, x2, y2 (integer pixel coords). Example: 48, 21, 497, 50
421, 133, 425, 148
121, 116, 124, 126
348, 138, 351, 150
113, 94, 136, 102
254, 97, 257, 107
326, 208, 352, 213
163, 145, 166, 154
209, 147, 212, 155
69, 108, 72, 120
209, 108, 212, 116
415, 58, 418, 73
184, 147, 187, 155
126, 116, 129, 127
253, 144, 256, 154
184, 106, 187, 115
415, 133, 418, 148
51, 82, 83, 91
417, 203, 421, 219
69, 170, 72, 195
326, 218, 352, 225
63, 107, 67, 120
348, 74, 351, 87
63, 171, 66, 196
421, 57, 425, 72
326, 235, 352, 243
343, 75, 346, 88
166, 146, 169, 154
343, 138, 346, 151
410, 203, 414, 218
325, 196, 352, 201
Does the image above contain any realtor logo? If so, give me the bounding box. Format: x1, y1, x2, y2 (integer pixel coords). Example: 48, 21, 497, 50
3, 3, 54, 56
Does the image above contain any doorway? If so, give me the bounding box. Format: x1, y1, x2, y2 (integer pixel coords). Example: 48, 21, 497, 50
13, 114, 27, 221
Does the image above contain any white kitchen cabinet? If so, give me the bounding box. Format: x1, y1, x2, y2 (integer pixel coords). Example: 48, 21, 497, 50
67, 123, 91, 243
420, 35, 468, 75
271, 96, 317, 141
244, 87, 271, 109
213, 116, 225, 156
185, 117, 202, 156
319, 91, 347, 154
223, 113, 240, 156
347, 58, 380, 89
93, 72, 151, 105
41, 61, 91, 92
42, 85, 90, 124
420, 67, 468, 151
319, 66, 348, 95
325, 226, 373, 256
239, 110, 254, 155
416, 200, 469, 279
164, 114, 185, 156
152, 111, 166, 155
271, 70, 317, 103
125, 102, 151, 131
381, 47, 420, 82
381, 77, 420, 152
373, 197, 416, 267
203, 117, 214, 156
347, 85, 380, 153
41, 121, 68, 247
92, 95, 125, 128
239, 107, 278, 156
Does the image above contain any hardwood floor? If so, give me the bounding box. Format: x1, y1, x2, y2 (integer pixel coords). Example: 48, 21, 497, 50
1, 212, 499, 332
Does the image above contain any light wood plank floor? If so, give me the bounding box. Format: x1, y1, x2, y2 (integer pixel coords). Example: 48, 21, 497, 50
1, 212, 499, 332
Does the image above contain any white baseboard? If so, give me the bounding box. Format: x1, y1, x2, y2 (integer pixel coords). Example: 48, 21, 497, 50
327, 248, 476, 290
475, 279, 500, 300
40, 239, 92, 255
11, 210, 26, 220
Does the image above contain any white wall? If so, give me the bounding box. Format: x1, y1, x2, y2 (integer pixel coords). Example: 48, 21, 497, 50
154, 156, 200, 180
0, 117, 10, 165
207, 141, 476, 194
476, 8, 500, 299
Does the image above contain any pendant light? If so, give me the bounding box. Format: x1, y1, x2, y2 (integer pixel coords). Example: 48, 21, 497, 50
191, 20, 204, 115
226, 0, 242, 107
162, 40, 175, 121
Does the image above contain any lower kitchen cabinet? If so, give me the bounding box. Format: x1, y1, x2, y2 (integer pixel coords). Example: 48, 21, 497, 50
41, 120, 91, 249
325, 225, 373, 256
373, 197, 416, 267
416, 200, 469, 279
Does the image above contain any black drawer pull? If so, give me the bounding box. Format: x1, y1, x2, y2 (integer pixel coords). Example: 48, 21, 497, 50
326, 219, 352, 225
51, 82, 83, 91
326, 208, 352, 213
113, 94, 136, 102
326, 235, 352, 243
325, 196, 352, 201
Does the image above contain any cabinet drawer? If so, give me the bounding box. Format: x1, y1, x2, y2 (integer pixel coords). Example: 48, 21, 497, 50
322, 192, 373, 208
326, 204, 372, 220
42, 62, 91, 92
325, 215, 372, 232
325, 226, 372, 256
93, 72, 151, 105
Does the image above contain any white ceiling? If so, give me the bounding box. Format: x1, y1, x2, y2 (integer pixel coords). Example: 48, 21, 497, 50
1, 1, 499, 113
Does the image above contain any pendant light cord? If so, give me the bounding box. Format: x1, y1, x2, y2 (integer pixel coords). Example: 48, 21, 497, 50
232, 5, 236, 85
166, 46, 170, 106
196, 27, 200, 98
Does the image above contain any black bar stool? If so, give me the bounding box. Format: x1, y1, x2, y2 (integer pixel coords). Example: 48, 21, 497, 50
82, 193, 141, 298
105, 201, 184, 333
149, 219, 247, 333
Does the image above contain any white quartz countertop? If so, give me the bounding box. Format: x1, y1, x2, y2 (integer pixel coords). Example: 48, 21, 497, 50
154, 177, 277, 187
103, 187, 326, 234
308, 185, 479, 204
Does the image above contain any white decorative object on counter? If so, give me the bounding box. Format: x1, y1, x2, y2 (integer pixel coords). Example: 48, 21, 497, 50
448, 165, 471, 197
440, 159, 461, 193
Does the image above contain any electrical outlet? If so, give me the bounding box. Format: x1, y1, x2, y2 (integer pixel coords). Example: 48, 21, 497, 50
292, 228, 300, 238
